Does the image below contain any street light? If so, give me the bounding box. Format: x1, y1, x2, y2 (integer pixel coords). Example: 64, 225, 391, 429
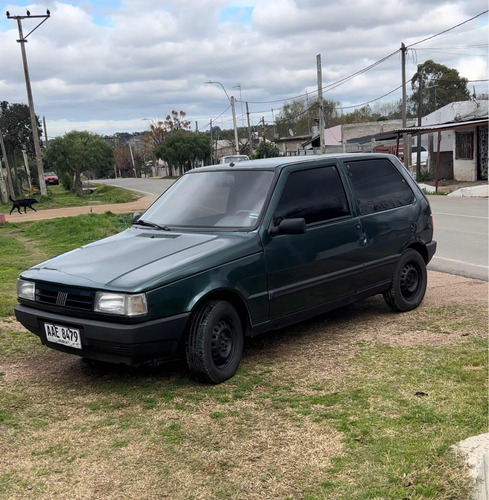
205, 81, 240, 154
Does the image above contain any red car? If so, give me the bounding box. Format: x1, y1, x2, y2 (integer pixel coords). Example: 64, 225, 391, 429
44, 172, 59, 185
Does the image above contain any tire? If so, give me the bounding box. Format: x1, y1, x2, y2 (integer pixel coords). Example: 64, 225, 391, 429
383, 249, 427, 312
185, 300, 243, 384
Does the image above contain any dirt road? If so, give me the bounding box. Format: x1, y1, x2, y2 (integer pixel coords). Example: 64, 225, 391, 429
2, 194, 158, 224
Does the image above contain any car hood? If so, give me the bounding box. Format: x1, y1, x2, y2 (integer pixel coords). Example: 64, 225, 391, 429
21, 227, 263, 292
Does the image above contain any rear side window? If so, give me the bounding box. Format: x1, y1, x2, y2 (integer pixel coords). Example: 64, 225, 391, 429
273, 166, 350, 225
345, 159, 414, 215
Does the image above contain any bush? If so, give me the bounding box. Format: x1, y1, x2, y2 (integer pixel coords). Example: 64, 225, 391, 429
60, 172, 73, 191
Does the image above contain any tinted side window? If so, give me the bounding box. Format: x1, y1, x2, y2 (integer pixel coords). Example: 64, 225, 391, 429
274, 166, 350, 225
345, 159, 415, 215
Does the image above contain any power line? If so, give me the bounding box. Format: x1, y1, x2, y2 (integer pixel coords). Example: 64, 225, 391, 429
203, 11, 488, 131
406, 10, 488, 48
239, 10, 488, 110
340, 84, 404, 110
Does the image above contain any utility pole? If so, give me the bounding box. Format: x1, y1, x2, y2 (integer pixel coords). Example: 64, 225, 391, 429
7, 10, 50, 197
400, 42, 410, 171
209, 119, 213, 164
0, 131, 14, 202
416, 65, 423, 180
231, 96, 239, 154
43, 116, 49, 148
128, 143, 136, 177
317, 54, 325, 154
205, 81, 240, 155
246, 102, 253, 157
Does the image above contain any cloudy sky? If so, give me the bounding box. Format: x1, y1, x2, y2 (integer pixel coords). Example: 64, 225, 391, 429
0, 0, 487, 138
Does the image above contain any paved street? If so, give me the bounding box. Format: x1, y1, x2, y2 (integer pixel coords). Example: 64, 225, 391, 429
428, 196, 488, 281
97, 178, 488, 281
95, 177, 175, 197
5, 177, 487, 281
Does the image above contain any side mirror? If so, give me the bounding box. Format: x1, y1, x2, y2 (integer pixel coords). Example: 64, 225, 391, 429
132, 211, 141, 223
269, 218, 306, 236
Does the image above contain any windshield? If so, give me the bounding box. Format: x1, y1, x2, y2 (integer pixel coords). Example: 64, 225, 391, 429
139, 169, 275, 230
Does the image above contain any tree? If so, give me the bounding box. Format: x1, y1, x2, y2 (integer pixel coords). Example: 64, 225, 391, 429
114, 143, 149, 178
275, 98, 340, 137
0, 101, 41, 197
45, 131, 114, 196
141, 110, 191, 171
410, 60, 470, 115
154, 130, 211, 176
253, 140, 279, 159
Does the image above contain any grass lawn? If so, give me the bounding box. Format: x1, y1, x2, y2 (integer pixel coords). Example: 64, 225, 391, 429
0, 215, 487, 499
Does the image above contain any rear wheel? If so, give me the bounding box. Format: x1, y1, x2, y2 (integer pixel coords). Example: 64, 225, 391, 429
186, 300, 243, 384
383, 249, 427, 312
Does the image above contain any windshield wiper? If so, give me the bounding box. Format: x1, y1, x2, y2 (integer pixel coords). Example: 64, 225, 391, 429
133, 219, 171, 231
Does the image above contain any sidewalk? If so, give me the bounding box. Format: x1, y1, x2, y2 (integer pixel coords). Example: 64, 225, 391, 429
2, 193, 158, 224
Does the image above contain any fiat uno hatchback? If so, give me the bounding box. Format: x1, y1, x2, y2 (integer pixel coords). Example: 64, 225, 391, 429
15, 154, 436, 384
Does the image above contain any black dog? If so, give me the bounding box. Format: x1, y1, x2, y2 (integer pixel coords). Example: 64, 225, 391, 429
9, 195, 38, 215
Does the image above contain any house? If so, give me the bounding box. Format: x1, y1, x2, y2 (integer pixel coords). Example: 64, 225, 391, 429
299, 119, 413, 154
392, 100, 488, 181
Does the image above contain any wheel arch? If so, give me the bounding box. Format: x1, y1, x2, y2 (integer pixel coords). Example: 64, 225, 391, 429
189, 289, 252, 338
406, 241, 429, 263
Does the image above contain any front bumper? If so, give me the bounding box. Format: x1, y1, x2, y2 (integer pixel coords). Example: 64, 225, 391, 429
15, 304, 190, 366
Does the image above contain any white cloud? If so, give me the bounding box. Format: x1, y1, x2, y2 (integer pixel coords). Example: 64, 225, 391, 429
0, 0, 486, 136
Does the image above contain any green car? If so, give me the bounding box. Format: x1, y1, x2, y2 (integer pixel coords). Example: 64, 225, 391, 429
15, 154, 436, 384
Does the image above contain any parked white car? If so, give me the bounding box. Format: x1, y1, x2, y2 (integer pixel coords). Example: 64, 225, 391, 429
219, 155, 249, 164
411, 146, 428, 167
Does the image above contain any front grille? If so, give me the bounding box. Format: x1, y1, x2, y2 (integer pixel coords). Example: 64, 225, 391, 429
36, 285, 95, 311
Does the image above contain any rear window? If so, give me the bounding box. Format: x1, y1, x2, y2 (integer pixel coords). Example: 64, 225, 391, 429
345, 158, 414, 215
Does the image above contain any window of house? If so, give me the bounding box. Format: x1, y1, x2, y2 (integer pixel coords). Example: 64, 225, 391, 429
455, 132, 474, 160
345, 158, 414, 216
273, 166, 350, 226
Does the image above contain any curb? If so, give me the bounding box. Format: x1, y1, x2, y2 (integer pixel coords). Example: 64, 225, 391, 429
448, 185, 489, 198
454, 433, 489, 500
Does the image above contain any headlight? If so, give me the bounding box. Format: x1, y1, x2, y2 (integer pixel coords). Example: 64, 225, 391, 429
17, 279, 35, 300
94, 292, 147, 316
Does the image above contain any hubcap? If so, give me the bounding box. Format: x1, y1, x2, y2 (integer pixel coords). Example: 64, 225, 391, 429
400, 262, 419, 299
211, 320, 234, 367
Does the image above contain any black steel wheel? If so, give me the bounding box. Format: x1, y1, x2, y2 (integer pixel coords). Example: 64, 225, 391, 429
186, 300, 243, 384
384, 249, 427, 312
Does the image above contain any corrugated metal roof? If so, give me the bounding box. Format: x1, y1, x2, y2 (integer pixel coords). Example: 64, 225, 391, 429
387, 118, 488, 135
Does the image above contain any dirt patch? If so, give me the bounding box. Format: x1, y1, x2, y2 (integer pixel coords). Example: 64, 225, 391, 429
1, 271, 486, 384
0, 270, 486, 499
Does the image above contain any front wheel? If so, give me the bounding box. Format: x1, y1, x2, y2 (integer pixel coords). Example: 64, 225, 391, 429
383, 249, 427, 312
185, 300, 243, 384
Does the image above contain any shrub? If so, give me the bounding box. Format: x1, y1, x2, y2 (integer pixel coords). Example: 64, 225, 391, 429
60, 172, 73, 191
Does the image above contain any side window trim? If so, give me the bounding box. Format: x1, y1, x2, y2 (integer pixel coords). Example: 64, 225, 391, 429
344, 158, 415, 216
272, 163, 352, 227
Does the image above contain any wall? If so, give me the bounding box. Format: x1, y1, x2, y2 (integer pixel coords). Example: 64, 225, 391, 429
453, 127, 478, 181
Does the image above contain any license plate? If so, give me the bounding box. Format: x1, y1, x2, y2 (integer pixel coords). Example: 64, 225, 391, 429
44, 323, 82, 349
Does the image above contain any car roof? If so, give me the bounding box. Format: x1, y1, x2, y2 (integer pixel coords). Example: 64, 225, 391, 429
191, 153, 400, 173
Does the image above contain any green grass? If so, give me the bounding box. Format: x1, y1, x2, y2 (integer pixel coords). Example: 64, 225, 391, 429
0, 213, 132, 317
0, 183, 138, 212
0, 214, 486, 499
272, 340, 487, 498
